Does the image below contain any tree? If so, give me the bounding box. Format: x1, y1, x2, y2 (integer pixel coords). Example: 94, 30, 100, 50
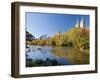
66, 28, 89, 50
26, 31, 35, 41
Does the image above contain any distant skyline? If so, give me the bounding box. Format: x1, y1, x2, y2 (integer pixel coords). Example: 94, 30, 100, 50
26, 12, 90, 38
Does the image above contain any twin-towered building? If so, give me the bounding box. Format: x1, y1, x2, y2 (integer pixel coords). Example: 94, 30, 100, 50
75, 18, 85, 28
55, 17, 85, 36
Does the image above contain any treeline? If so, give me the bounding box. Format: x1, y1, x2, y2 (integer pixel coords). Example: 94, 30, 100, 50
26, 28, 89, 50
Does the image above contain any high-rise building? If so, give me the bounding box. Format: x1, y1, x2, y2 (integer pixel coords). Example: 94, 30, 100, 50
75, 18, 85, 28
75, 19, 79, 28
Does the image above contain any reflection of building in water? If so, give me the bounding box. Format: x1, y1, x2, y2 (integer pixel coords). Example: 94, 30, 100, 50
75, 17, 85, 28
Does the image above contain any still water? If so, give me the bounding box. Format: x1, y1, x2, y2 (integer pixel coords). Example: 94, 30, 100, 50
26, 45, 89, 66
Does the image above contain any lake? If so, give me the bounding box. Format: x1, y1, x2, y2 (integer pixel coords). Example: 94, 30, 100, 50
26, 45, 89, 67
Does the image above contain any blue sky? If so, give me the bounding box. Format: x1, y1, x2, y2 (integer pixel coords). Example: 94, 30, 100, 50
26, 12, 90, 38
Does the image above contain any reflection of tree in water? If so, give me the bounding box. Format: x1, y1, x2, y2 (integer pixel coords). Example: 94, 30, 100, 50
26, 46, 52, 54
51, 47, 89, 64
26, 58, 62, 67
25, 46, 89, 67
26, 47, 63, 67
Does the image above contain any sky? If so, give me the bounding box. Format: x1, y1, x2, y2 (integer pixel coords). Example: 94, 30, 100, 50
25, 12, 90, 38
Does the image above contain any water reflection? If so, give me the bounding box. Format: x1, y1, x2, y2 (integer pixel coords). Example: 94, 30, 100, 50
26, 45, 89, 67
